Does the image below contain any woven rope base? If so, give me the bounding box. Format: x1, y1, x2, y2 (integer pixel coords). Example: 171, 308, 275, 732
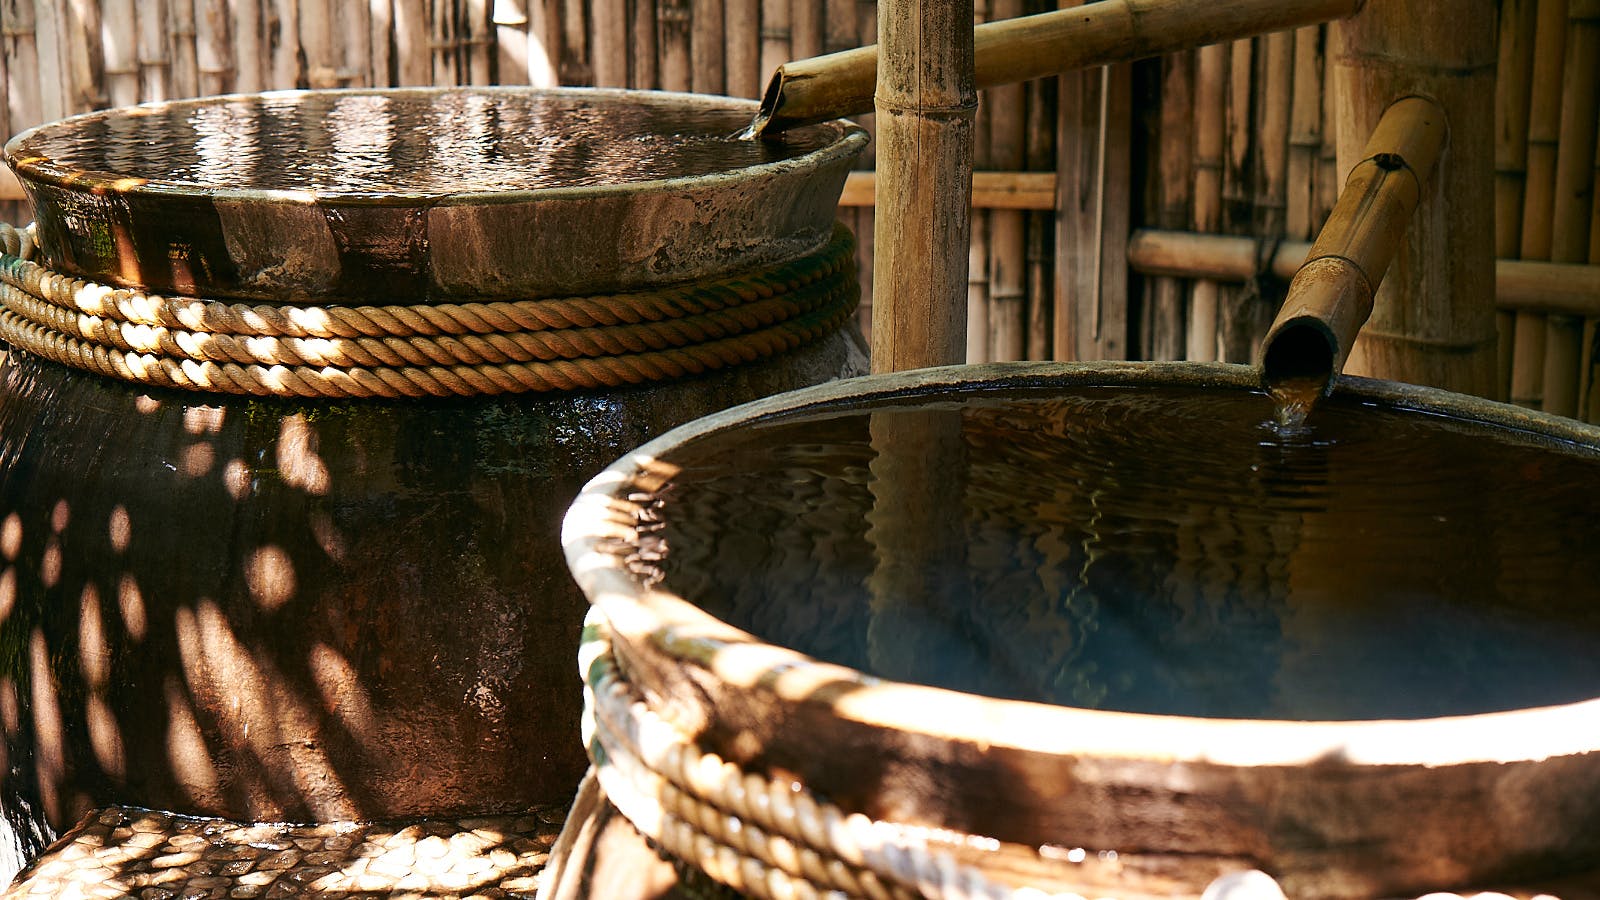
0, 223, 858, 398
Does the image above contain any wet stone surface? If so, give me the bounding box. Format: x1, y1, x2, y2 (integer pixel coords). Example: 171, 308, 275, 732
3, 806, 567, 899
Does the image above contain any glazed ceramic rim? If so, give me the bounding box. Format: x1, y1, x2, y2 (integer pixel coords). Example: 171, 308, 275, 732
3, 85, 870, 207
564, 360, 1600, 771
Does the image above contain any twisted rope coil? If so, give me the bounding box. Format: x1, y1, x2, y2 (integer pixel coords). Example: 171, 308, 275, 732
579, 607, 1091, 900
0, 222, 858, 398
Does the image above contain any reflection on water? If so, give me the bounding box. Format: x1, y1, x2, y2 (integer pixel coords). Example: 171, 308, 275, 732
649, 386, 1600, 721
18, 89, 840, 195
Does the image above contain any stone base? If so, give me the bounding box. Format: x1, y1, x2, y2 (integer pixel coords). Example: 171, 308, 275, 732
2, 805, 567, 899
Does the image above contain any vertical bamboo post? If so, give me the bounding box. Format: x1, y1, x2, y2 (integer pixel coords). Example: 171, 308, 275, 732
169, 0, 201, 98
1189, 41, 1225, 361
302, 0, 337, 86
968, 205, 992, 363
35, 0, 66, 120
1494, 0, 1538, 400
1512, 0, 1569, 407
133, 0, 170, 100
102, 0, 140, 106
195, 0, 233, 94
872, 0, 975, 371
792, 0, 823, 60
826, 0, 854, 52
1336, 0, 1498, 396
856, 0, 878, 344
369, 0, 393, 85
987, 0, 1027, 362
1287, 26, 1323, 240
761, 0, 791, 82
394, 0, 432, 85
1218, 37, 1255, 362
658, 0, 691, 90
594, 0, 629, 85
629, 0, 658, 87
265, 0, 299, 88
463, 0, 491, 83
692, 0, 725, 92
5, 0, 43, 134
1149, 50, 1194, 361
63, 0, 104, 112
1025, 50, 1056, 360
1315, 28, 1340, 227
229, 0, 263, 91
1586, 128, 1600, 421
1542, 0, 1599, 416
725, 0, 760, 96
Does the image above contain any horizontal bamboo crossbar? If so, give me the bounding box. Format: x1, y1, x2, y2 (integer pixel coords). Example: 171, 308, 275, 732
1128, 229, 1600, 318
839, 170, 1057, 209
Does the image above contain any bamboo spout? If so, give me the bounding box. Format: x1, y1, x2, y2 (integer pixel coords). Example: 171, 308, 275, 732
749, 0, 1364, 135
1259, 95, 1447, 397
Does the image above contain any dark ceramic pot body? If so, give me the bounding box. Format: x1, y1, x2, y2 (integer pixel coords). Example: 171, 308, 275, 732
0, 86, 869, 842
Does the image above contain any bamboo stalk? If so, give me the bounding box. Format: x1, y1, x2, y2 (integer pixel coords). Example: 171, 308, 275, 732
987, 0, 1027, 363
756, 0, 1361, 133
725, 0, 760, 96
1128, 229, 1600, 316
169, 0, 200, 98
435, 0, 460, 84
394, 0, 432, 85
1218, 37, 1254, 363
1512, 0, 1571, 408
102, 0, 140, 106
1188, 41, 1225, 362
1250, 28, 1293, 351
792, 0, 823, 60
692, 0, 726, 92
1587, 123, 1600, 421
1286, 25, 1322, 239
136, 0, 170, 100
229, 0, 263, 91
1148, 50, 1193, 361
1335, 0, 1499, 397
761, 0, 792, 84
872, 0, 976, 372
594, 0, 629, 86
265, 0, 298, 88
826, 0, 855, 52
342, 0, 375, 86
628, 0, 658, 87
1542, 0, 1599, 417
464, 0, 492, 84
1314, 24, 1339, 227
1494, 0, 1539, 402
302, 0, 335, 87
560, 0, 589, 82
1025, 54, 1055, 360
658, 0, 691, 90
1260, 96, 1448, 394
34, 0, 65, 120
195, 0, 232, 95
369, 0, 393, 85
856, 205, 875, 345
66, 0, 104, 111
968, 206, 992, 363
4, 0, 43, 133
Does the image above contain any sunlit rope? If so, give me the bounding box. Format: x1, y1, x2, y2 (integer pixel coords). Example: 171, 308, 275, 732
579, 607, 1094, 900
0, 222, 858, 399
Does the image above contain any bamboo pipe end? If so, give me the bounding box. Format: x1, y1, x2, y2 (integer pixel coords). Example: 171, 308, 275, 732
1260, 315, 1340, 397
1258, 256, 1376, 397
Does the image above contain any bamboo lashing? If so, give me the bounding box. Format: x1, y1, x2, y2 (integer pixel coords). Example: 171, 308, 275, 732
0, 222, 860, 399
1259, 95, 1446, 396
751, 0, 1364, 135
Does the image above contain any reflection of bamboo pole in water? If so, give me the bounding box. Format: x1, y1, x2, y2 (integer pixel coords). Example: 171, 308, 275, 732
864, 409, 968, 683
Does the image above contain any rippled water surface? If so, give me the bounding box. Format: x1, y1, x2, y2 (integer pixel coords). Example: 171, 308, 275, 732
12, 90, 839, 195
647, 386, 1600, 720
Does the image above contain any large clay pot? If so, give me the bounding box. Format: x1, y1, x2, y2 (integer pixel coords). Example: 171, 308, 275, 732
0, 86, 869, 843
556, 360, 1600, 900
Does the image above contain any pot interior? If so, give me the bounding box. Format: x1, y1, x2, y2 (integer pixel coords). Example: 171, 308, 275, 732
635, 373, 1600, 722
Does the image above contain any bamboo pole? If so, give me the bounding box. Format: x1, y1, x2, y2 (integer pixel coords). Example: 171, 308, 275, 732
169, 0, 200, 98
66, 0, 104, 111
987, 0, 1027, 363
229, 0, 263, 91
1218, 37, 1254, 363
265, 0, 298, 88
627, 0, 657, 87
1249, 28, 1294, 352
1314, 25, 1339, 226
463, 0, 491, 83
101, 0, 139, 106
302, 0, 336, 86
754, 0, 1361, 134
1287, 26, 1322, 239
5, 0, 43, 134
1494, 0, 1538, 400
393, 0, 431, 85
968, 204, 992, 363
1148, 50, 1194, 361
826, 0, 854, 52
1259, 97, 1448, 393
1025, 56, 1055, 360
1543, 0, 1599, 417
1187, 41, 1225, 362
34, 0, 66, 120
761, 0, 792, 83
195, 0, 232, 94
792, 0, 823, 59
872, 0, 975, 372
1335, 0, 1499, 397
692, 0, 725, 92
1512, 0, 1570, 407
369, 0, 392, 85
594, 0, 629, 86
1128, 229, 1600, 314
136, 0, 170, 100
658, 0, 691, 90
725, 0, 760, 96
339, 0, 374, 86
1587, 124, 1600, 420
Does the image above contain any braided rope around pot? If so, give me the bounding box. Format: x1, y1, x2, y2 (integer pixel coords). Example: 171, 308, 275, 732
579, 607, 1094, 900
0, 222, 858, 399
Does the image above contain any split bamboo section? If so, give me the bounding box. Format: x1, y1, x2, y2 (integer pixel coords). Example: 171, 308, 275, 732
750, 0, 1364, 134
1259, 96, 1446, 396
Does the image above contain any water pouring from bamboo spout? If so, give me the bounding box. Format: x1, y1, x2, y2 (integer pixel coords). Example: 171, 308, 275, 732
747, 0, 1366, 137
1258, 95, 1448, 409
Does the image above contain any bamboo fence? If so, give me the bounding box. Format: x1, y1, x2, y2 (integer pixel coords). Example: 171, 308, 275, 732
0, 1, 1596, 414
